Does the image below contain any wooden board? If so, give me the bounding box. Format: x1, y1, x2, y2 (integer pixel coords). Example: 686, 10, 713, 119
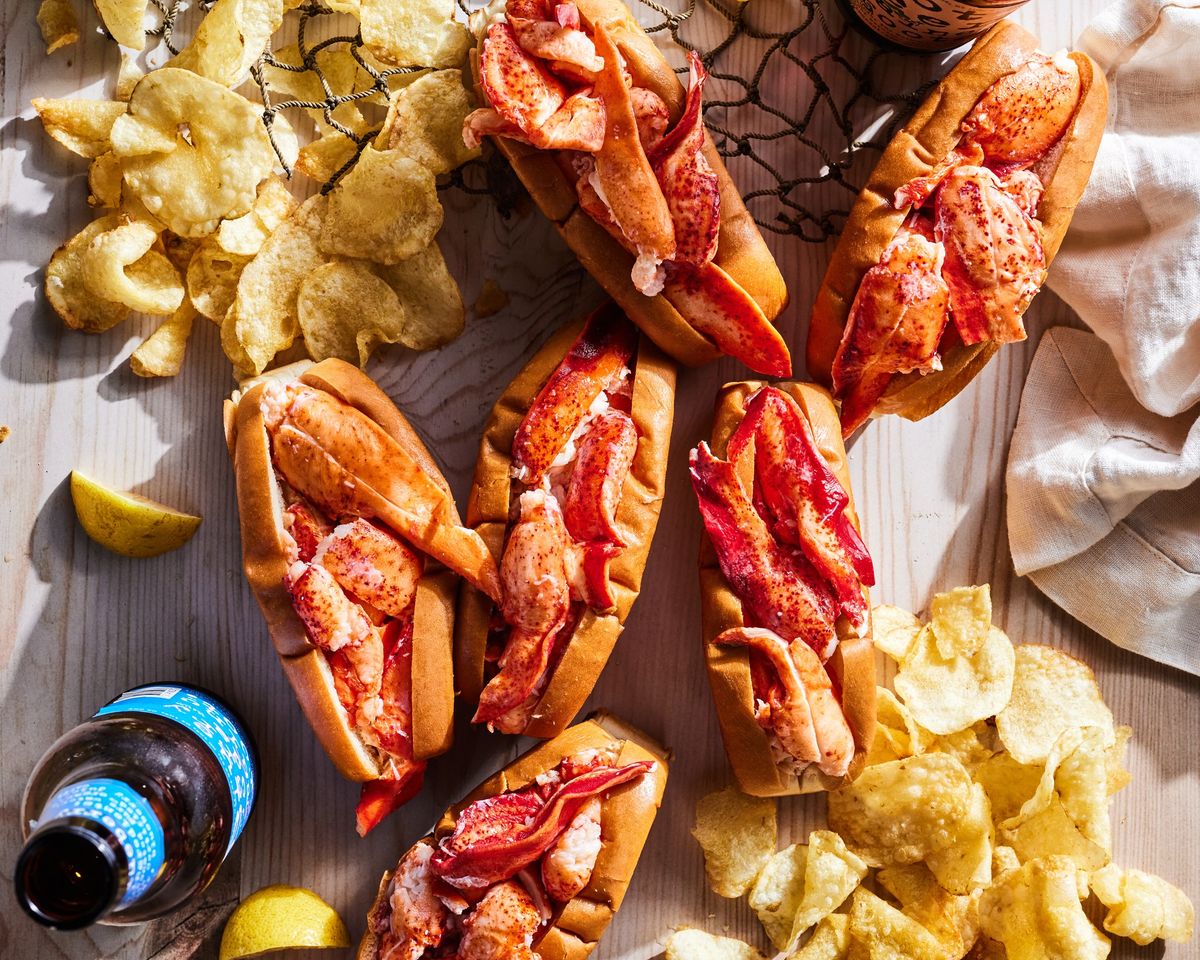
0, 1, 1195, 958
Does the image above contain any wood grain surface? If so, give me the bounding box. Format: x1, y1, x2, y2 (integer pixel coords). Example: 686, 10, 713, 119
1, 1, 1196, 958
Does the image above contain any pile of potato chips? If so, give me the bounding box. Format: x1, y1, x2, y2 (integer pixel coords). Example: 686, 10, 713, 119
33, 0, 477, 379
673, 586, 1194, 959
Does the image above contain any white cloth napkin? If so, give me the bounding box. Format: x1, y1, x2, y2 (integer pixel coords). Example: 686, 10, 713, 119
1005, 0, 1200, 675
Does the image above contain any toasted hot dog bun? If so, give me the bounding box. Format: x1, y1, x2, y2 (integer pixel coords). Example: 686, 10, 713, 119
357, 712, 670, 960
473, 0, 788, 367
807, 21, 1108, 424
225, 359, 456, 782
699, 381, 875, 796
456, 306, 675, 738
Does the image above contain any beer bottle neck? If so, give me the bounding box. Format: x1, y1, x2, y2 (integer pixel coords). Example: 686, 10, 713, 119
15, 777, 166, 929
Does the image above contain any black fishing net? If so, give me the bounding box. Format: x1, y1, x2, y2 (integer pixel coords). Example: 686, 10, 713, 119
144, 0, 939, 242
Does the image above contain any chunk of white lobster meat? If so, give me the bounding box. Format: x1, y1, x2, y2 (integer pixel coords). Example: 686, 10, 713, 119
541, 797, 602, 902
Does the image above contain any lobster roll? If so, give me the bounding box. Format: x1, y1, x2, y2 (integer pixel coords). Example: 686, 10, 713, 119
807, 21, 1108, 437
690, 382, 876, 796
463, 0, 789, 376
456, 304, 675, 738
224, 359, 501, 834
358, 713, 669, 960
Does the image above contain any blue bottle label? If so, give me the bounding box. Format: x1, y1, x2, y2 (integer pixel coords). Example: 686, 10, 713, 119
95, 685, 257, 855
40, 778, 165, 905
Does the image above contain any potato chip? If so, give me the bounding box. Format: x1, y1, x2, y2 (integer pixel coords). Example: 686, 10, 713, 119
930, 585, 991, 658
894, 624, 1014, 736
1106, 725, 1132, 796
45, 216, 130, 332
131, 300, 196, 377
972, 752, 1041, 825
663, 930, 764, 960
979, 856, 1109, 960
783, 831, 868, 949
749, 843, 807, 950
38, 0, 80, 54
111, 69, 276, 236
996, 645, 1114, 765
793, 914, 850, 960
33, 98, 127, 158
216, 176, 296, 256
262, 45, 375, 130
161, 232, 201, 272
870, 605, 921, 662
999, 797, 1108, 871
992, 844, 1020, 878
925, 782, 993, 894
116, 52, 143, 101
81, 220, 184, 315
376, 70, 480, 174
296, 131, 366, 184
359, 0, 470, 68
297, 259, 408, 366
876, 862, 975, 956
88, 152, 124, 208
224, 194, 327, 374
828, 754, 973, 867
866, 688, 930, 767
94, 0, 148, 49
927, 722, 995, 769
692, 787, 776, 898
320, 148, 442, 264
372, 241, 464, 350
170, 0, 284, 87
187, 243, 251, 322
846, 887, 945, 960
1090, 864, 1194, 945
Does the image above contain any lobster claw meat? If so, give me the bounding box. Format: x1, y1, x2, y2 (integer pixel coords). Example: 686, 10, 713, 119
730, 388, 874, 633
716, 627, 854, 778
283, 501, 331, 563
562, 409, 637, 545
568, 540, 621, 613
431, 761, 654, 889
690, 442, 839, 660
511, 310, 637, 484
662, 261, 792, 378
507, 0, 604, 78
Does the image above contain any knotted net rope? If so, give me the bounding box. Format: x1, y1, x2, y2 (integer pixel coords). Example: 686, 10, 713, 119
145, 0, 938, 241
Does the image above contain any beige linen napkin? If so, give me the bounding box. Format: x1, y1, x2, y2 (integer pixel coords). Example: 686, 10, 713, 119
1006, 0, 1200, 675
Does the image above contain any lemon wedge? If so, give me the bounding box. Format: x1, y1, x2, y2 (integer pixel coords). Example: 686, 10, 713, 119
69, 470, 202, 558
219, 885, 351, 960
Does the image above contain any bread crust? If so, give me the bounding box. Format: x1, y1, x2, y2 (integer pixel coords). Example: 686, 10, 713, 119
227, 358, 457, 781
807, 20, 1108, 424
456, 307, 676, 738
698, 381, 876, 796
474, 0, 788, 368
357, 713, 670, 960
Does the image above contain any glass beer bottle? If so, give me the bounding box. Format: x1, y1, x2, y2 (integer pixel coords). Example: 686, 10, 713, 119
14, 683, 258, 929
838, 0, 1034, 52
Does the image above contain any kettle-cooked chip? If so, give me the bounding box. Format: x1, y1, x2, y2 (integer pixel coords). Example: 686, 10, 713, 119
894, 624, 1014, 736
930, 585, 992, 658
187, 243, 251, 322
296, 131, 368, 184
866, 687, 931, 767
782, 831, 868, 949
170, 0, 284, 87
664, 930, 764, 960
876, 862, 976, 956
82, 219, 184, 315
828, 754, 974, 867
216, 176, 296, 256
131, 300, 196, 377
88, 152, 124, 208
320, 148, 442, 264
996, 645, 1114, 764
38, 0, 80, 54
749, 843, 808, 950
979, 856, 1110, 960
999, 795, 1110, 871
297, 259, 407, 366
376, 69, 480, 174
359, 0, 470, 68
373, 241, 465, 350
972, 751, 1042, 825
46, 216, 131, 332
262, 44, 376, 131
1090, 864, 1195, 945
33, 98, 127, 158
94, 0, 148, 50
116, 52, 143, 101
692, 787, 776, 898
224, 194, 327, 374
111, 69, 276, 237
846, 887, 945, 960
925, 782, 993, 894
927, 722, 995, 769
869, 604, 921, 662
793, 914, 850, 960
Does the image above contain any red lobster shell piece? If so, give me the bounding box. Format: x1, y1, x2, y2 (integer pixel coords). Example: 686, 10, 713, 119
727, 388, 874, 634
510, 310, 637, 484
430, 761, 654, 889
689, 442, 839, 660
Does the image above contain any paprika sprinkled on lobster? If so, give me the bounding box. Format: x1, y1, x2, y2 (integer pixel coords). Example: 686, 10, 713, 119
691, 385, 875, 786
464, 0, 789, 376
828, 49, 1089, 437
